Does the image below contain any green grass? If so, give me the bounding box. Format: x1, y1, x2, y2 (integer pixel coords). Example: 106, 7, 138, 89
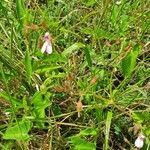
0, 0, 150, 149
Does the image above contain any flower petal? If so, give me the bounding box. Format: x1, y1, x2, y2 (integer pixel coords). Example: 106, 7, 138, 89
46, 42, 52, 54
41, 41, 48, 54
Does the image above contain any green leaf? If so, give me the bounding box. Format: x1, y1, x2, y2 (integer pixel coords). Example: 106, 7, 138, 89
104, 111, 113, 150
15, 0, 26, 26
69, 136, 96, 150
121, 44, 141, 77
85, 0, 97, 7
35, 65, 61, 74
32, 92, 51, 127
62, 43, 85, 56
132, 111, 150, 124
43, 53, 67, 63
0, 91, 22, 106
144, 126, 150, 137
119, 15, 129, 35
32, 91, 43, 106
3, 120, 31, 141
25, 49, 32, 84
111, 5, 119, 26
78, 128, 98, 136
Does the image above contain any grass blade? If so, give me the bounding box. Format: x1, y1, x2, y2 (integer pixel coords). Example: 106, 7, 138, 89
62, 42, 85, 56
104, 111, 113, 150
25, 49, 32, 84
15, 0, 26, 27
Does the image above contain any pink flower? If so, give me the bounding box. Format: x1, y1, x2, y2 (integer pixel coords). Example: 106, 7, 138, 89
41, 32, 52, 54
